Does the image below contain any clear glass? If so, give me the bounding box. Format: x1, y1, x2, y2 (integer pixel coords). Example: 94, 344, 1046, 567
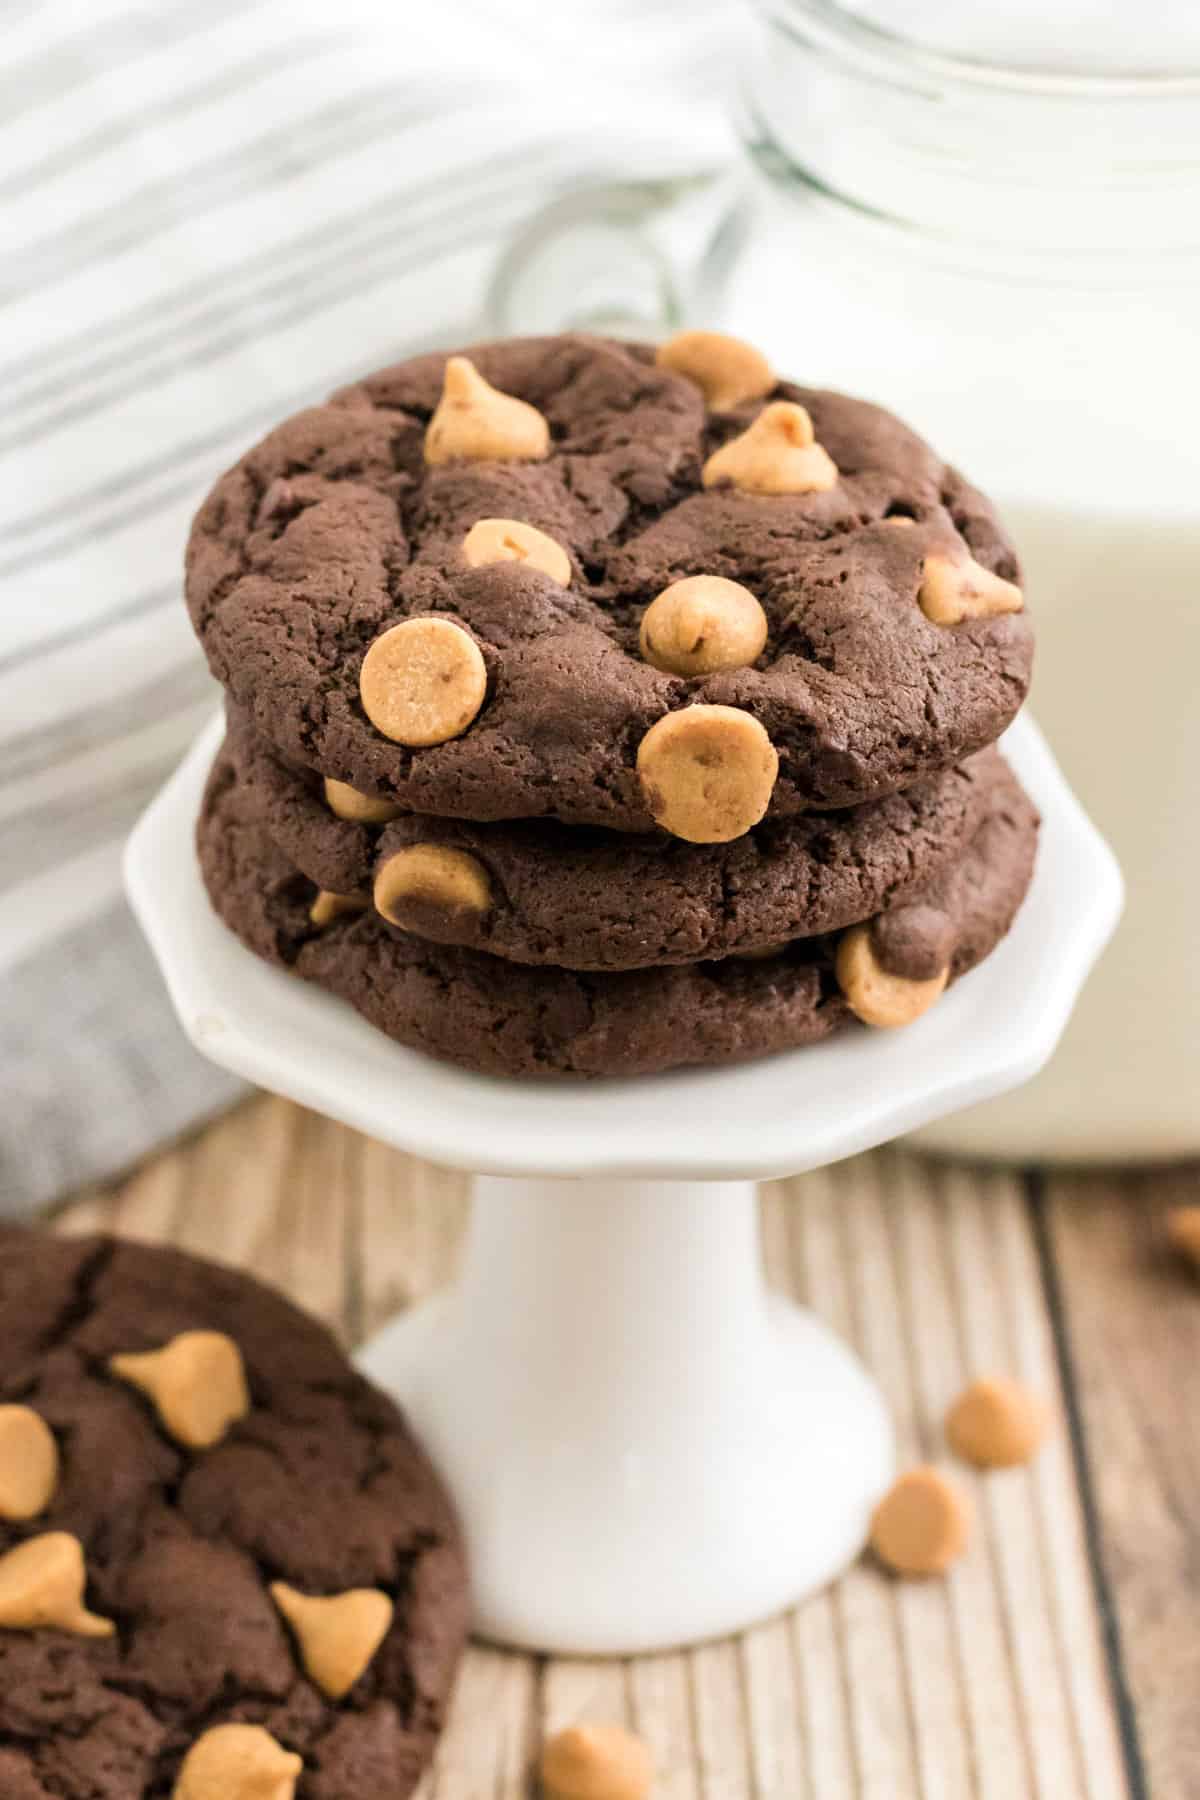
734, 2, 1200, 1160
486, 173, 752, 339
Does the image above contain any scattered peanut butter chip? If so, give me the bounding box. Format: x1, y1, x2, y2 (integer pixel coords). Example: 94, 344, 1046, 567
375, 843, 492, 930
541, 1724, 654, 1800
360, 617, 487, 747
655, 328, 775, 411
835, 922, 949, 1029
882, 514, 917, 528
462, 517, 571, 587
270, 1582, 394, 1700
109, 1330, 250, 1450
870, 1467, 971, 1577
1165, 1205, 1200, 1271
919, 552, 1024, 626
636, 704, 778, 844
172, 1724, 303, 1800
0, 1533, 114, 1637
0, 1406, 59, 1521
639, 575, 768, 677
323, 776, 402, 825
309, 890, 367, 929
946, 1377, 1050, 1469
424, 356, 550, 465
702, 401, 838, 496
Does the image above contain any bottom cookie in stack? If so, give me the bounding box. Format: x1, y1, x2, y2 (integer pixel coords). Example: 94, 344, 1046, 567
197, 739, 1039, 1081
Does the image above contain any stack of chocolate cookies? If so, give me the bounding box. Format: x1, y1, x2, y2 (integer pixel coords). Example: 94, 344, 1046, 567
188, 332, 1038, 1078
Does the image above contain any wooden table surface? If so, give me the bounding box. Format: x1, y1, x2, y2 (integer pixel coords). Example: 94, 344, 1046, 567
56, 1098, 1199, 1799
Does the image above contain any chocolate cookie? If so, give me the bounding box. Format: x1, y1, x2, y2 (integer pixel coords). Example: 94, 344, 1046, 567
0, 1230, 468, 1799
225, 710, 1004, 972
186, 333, 1032, 837
197, 748, 1039, 1079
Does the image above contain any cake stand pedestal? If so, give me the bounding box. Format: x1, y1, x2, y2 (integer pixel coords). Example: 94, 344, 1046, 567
126, 713, 1121, 1655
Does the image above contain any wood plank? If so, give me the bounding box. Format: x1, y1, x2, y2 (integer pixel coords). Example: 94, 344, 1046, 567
1042, 1163, 1200, 1800
46, 1101, 1142, 1797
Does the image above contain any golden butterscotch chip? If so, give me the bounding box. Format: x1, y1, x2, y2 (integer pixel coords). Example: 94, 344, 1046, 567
636, 705, 778, 844
0, 1533, 114, 1637
424, 355, 550, 465
946, 1377, 1050, 1469
309, 890, 367, 929
172, 1724, 302, 1800
462, 517, 571, 587
323, 776, 402, 825
702, 401, 838, 496
919, 552, 1024, 626
271, 1581, 395, 1700
541, 1724, 654, 1800
835, 923, 948, 1029
360, 617, 487, 747
1166, 1204, 1200, 1271
0, 1405, 58, 1521
655, 328, 775, 412
870, 1467, 971, 1577
639, 575, 768, 678
374, 843, 491, 929
110, 1330, 250, 1450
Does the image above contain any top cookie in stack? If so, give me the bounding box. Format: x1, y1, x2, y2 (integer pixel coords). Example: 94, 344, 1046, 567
188, 332, 1038, 1078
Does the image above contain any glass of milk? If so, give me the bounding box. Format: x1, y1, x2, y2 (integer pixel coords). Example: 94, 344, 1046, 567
727, 1, 1200, 1162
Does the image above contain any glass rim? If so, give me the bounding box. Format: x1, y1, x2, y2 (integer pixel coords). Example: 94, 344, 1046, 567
759, 0, 1200, 97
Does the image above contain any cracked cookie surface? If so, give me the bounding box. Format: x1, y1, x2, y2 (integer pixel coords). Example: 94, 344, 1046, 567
0, 1232, 468, 1799
186, 335, 1032, 829
197, 747, 1039, 1079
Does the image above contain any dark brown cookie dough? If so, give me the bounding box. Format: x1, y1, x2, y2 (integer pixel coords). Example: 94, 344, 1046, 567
196, 747, 1038, 1079
0, 1231, 468, 1799
225, 711, 1005, 971
186, 335, 1033, 831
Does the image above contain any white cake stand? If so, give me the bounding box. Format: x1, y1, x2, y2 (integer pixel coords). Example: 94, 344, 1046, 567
125, 712, 1120, 1655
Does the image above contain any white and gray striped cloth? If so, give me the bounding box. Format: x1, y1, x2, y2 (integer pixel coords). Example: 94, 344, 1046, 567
1, 0, 745, 1213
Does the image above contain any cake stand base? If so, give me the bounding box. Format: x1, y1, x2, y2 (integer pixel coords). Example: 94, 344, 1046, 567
358, 1174, 893, 1655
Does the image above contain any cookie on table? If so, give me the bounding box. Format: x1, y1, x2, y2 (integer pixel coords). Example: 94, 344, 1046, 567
186, 333, 1032, 837
225, 709, 1006, 972
197, 747, 1039, 1079
0, 1231, 468, 1800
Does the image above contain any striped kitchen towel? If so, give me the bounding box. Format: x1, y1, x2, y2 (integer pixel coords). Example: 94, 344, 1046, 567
0, 0, 745, 1213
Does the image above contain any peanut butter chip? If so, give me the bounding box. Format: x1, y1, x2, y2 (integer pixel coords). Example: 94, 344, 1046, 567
359, 617, 487, 747
375, 843, 492, 929
323, 776, 402, 825
0, 1533, 114, 1637
946, 1377, 1050, 1469
271, 1582, 394, 1700
541, 1724, 654, 1800
639, 575, 768, 677
424, 355, 550, 465
172, 1724, 303, 1800
637, 705, 778, 844
309, 890, 367, 929
835, 923, 948, 1029
1166, 1204, 1200, 1271
109, 1330, 250, 1449
462, 517, 571, 587
655, 328, 775, 411
919, 552, 1024, 626
702, 401, 838, 496
0, 1406, 58, 1521
870, 1468, 971, 1577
